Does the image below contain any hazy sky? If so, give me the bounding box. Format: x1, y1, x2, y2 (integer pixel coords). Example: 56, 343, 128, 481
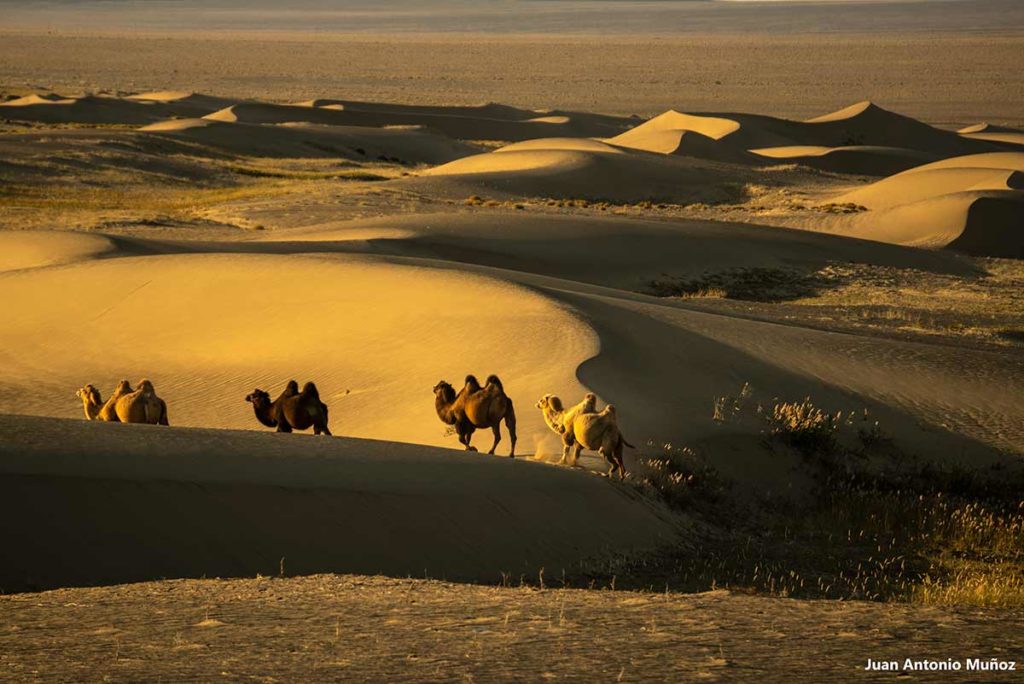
1, 0, 1020, 34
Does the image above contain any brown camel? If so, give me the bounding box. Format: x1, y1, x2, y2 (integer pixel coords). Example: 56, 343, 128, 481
434, 374, 517, 457
245, 380, 331, 435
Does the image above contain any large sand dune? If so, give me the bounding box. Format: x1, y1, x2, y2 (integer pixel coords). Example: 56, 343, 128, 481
817, 152, 1024, 256
1, 226, 1019, 468
0, 414, 678, 592
608, 102, 1003, 175
415, 139, 753, 204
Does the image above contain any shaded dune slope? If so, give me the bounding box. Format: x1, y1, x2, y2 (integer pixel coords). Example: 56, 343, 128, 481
206, 101, 630, 141
0, 415, 678, 592
140, 117, 476, 163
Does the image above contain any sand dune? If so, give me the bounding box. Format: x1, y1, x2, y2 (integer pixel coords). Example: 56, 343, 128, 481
140, 118, 476, 163
608, 102, 999, 175
749, 145, 938, 176
816, 152, 1024, 256
958, 122, 1024, 146
0, 414, 677, 591
3, 224, 1018, 471
0, 231, 117, 273
837, 167, 1023, 209
416, 139, 751, 204
268, 211, 977, 291
0, 91, 236, 125
818, 190, 1024, 257
206, 101, 630, 142
0, 249, 595, 451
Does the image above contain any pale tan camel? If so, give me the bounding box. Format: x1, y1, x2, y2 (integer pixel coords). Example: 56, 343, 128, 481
536, 393, 598, 463
562, 404, 633, 479
77, 379, 169, 425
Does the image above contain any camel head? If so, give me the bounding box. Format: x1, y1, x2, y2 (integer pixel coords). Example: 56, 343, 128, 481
246, 388, 272, 407
433, 380, 456, 403
535, 393, 563, 411
77, 384, 102, 406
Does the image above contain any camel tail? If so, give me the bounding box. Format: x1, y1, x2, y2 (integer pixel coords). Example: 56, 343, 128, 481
301, 381, 320, 400
485, 374, 504, 392
621, 435, 636, 449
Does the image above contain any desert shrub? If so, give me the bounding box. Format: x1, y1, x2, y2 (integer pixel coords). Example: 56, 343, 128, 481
632, 444, 725, 511
767, 398, 849, 457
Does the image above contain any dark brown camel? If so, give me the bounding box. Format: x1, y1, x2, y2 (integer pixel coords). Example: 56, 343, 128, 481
245, 380, 331, 435
433, 374, 517, 457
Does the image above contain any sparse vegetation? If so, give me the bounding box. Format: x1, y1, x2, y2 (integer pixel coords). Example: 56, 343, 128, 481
816, 201, 867, 214
649, 267, 834, 302
618, 386, 1024, 607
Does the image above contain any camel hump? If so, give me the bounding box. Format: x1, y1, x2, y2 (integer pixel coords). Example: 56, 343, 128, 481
301, 381, 320, 399
137, 378, 154, 392
284, 380, 300, 395
485, 374, 504, 391
464, 374, 482, 390
603, 404, 617, 417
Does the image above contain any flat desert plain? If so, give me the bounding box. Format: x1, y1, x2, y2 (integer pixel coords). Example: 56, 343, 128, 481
0, 0, 1022, 680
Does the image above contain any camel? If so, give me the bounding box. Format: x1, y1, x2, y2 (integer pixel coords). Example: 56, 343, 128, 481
77, 379, 169, 425
245, 380, 331, 435
563, 405, 633, 479
99, 379, 133, 421
434, 374, 517, 457
76, 384, 105, 421
130, 379, 170, 425
536, 392, 598, 451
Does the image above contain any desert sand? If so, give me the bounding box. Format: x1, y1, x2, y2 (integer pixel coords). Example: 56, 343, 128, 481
1, 2, 1022, 677
3, 574, 1022, 682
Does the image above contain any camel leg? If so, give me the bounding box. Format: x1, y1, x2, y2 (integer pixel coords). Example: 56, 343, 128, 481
504, 400, 517, 459
560, 433, 574, 465
276, 420, 293, 433
600, 447, 616, 477
488, 424, 501, 455
460, 426, 477, 452
571, 443, 583, 467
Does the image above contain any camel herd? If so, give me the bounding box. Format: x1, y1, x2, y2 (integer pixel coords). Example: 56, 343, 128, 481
76, 374, 633, 477
76, 380, 169, 425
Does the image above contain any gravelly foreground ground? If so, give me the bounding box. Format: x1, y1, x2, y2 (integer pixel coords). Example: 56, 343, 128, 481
1, 575, 1021, 682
